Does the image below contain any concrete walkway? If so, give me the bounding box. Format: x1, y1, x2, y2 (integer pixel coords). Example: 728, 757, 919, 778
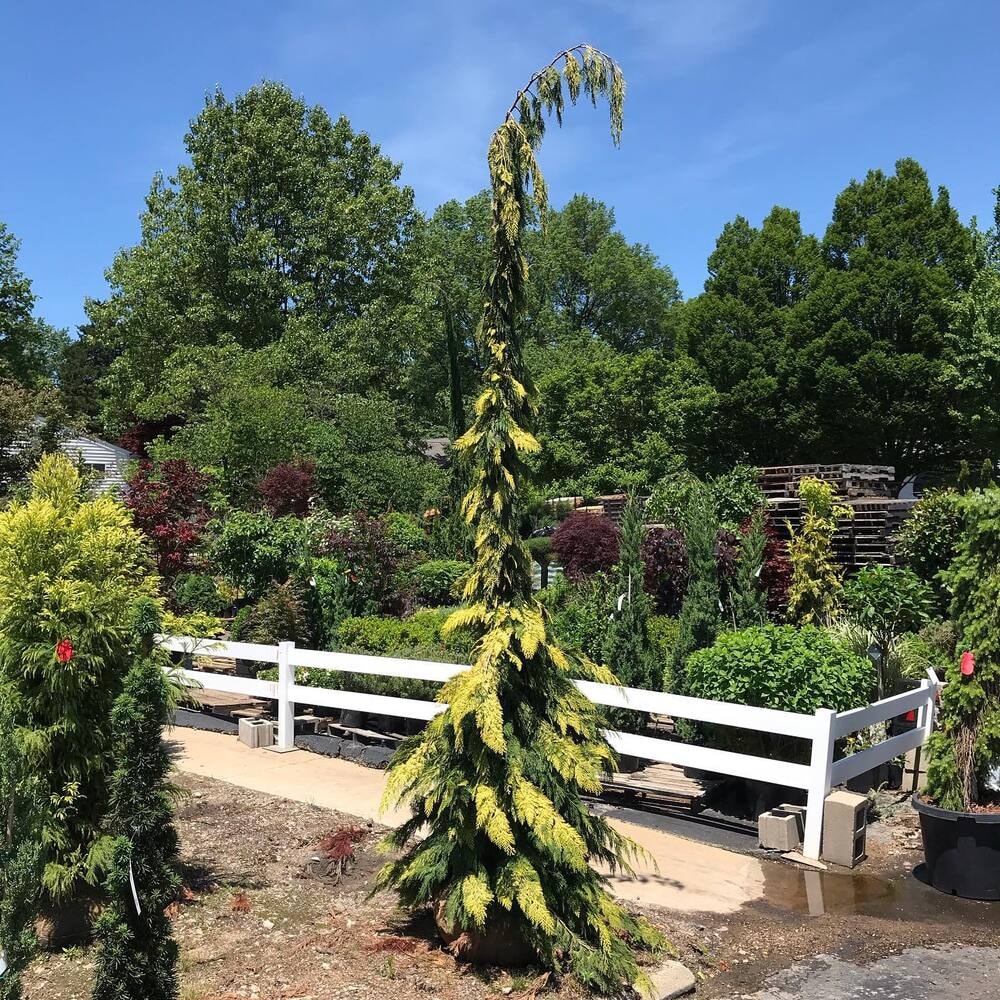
169, 726, 770, 915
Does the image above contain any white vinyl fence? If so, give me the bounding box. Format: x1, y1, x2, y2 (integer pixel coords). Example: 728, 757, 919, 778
158, 635, 940, 861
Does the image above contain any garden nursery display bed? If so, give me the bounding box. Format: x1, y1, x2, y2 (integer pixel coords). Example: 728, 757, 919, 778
22, 775, 1000, 1000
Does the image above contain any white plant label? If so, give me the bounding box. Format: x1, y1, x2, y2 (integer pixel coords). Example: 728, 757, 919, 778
0, 950, 8, 977
129, 858, 142, 916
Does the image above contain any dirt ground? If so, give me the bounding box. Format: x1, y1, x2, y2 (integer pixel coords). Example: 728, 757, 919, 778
22, 777, 1000, 1000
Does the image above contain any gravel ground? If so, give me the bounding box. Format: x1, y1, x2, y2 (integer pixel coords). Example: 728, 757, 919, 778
21, 775, 1000, 1000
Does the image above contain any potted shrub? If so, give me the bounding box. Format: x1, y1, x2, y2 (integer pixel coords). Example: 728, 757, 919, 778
914, 489, 1000, 899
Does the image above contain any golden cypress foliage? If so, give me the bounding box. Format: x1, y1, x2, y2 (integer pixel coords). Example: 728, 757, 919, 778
377, 47, 665, 993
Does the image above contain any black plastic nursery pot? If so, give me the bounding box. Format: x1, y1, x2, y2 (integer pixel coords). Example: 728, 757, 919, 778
913, 795, 1000, 900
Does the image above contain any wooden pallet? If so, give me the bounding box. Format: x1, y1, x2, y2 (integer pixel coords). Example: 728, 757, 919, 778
602, 762, 720, 809
186, 687, 264, 715
760, 463, 896, 500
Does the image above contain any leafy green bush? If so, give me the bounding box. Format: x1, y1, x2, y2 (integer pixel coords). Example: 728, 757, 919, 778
842, 565, 934, 697
712, 465, 765, 531
686, 624, 875, 717
172, 572, 226, 616
895, 489, 964, 610
408, 559, 471, 606
214, 511, 309, 598
547, 574, 612, 663
382, 512, 428, 558
231, 581, 314, 646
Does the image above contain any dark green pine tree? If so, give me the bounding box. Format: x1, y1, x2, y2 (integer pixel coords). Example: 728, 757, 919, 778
669, 481, 721, 696
376, 47, 665, 994
602, 498, 657, 734
91, 652, 180, 1000
0, 689, 43, 1000
728, 509, 768, 629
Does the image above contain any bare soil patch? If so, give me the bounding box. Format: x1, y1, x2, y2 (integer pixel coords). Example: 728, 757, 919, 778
22, 776, 999, 1000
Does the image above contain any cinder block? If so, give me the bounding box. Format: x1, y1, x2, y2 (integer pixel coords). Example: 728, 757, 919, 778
361, 745, 394, 769
822, 789, 868, 867
774, 803, 806, 842
758, 811, 801, 852
238, 718, 273, 750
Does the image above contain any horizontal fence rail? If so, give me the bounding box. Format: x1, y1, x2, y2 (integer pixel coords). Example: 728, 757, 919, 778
157, 635, 940, 861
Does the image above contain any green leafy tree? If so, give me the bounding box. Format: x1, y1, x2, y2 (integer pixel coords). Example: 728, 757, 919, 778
842, 565, 934, 698
669, 480, 721, 695
602, 498, 657, 733
377, 46, 664, 992
526, 194, 681, 352
531, 339, 717, 495
925, 489, 1000, 810
0, 453, 158, 898
786, 477, 852, 625
895, 488, 965, 610
0, 220, 68, 386
92, 635, 180, 1000
87, 82, 420, 427
0, 688, 43, 1000
684, 162, 983, 483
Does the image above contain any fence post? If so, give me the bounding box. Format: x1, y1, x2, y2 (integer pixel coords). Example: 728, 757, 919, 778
271, 641, 296, 753
802, 707, 836, 861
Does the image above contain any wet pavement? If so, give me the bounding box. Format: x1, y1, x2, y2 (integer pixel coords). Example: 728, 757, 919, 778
726, 945, 1000, 999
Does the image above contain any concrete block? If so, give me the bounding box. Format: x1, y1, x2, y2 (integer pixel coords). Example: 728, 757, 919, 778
643, 960, 695, 999
238, 718, 273, 749
822, 789, 868, 867
361, 745, 394, 769
758, 810, 801, 852
774, 803, 806, 842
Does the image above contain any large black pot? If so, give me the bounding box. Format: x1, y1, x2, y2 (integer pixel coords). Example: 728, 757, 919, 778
913, 795, 1000, 899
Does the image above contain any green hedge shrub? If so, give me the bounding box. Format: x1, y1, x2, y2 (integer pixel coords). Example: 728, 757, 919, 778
686, 624, 875, 715
895, 489, 964, 610
214, 511, 309, 598
685, 624, 875, 760
408, 559, 470, 606
172, 572, 226, 616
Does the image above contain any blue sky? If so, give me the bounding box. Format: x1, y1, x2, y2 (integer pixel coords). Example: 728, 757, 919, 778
2, 0, 998, 334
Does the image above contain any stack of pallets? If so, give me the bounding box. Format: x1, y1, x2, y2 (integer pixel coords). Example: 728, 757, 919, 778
762, 465, 915, 570
759, 464, 895, 500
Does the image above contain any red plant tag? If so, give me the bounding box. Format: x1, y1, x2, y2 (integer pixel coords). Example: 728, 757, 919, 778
55, 639, 74, 663
960, 650, 976, 677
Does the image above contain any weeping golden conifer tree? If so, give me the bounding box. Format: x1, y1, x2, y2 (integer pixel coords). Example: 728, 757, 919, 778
376, 46, 665, 993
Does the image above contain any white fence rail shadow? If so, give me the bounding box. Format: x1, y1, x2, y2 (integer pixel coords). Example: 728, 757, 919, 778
157, 635, 940, 861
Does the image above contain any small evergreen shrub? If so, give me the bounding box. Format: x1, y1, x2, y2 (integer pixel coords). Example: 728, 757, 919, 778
0, 453, 159, 897
551, 511, 620, 581
409, 559, 471, 606
670, 481, 721, 695
786, 477, 852, 625
0, 690, 43, 1000
171, 572, 226, 616
925, 489, 1000, 810
601, 499, 658, 733
92, 653, 180, 1000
